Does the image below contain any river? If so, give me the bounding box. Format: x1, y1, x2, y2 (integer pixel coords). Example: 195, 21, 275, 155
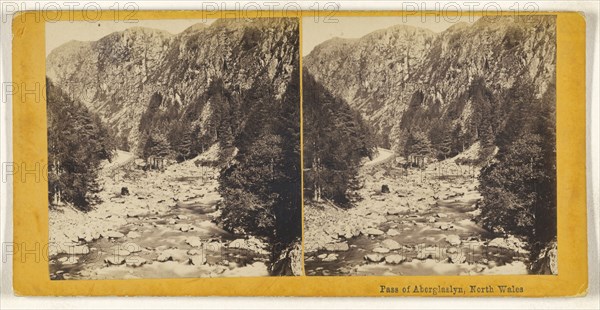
304, 148, 530, 276
49, 150, 270, 280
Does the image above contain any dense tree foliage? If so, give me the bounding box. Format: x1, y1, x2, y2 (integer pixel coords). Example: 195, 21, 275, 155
218, 68, 301, 272
47, 79, 115, 210
478, 82, 556, 256
137, 78, 244, 162
394, 76, 556, 256
303, 71, 376, 206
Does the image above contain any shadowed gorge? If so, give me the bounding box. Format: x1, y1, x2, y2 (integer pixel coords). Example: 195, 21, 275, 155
303, 16, 557, 276
47, 18, 301, 279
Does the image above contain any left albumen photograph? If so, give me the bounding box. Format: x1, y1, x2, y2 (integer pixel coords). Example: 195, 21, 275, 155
46, 18, 301, 279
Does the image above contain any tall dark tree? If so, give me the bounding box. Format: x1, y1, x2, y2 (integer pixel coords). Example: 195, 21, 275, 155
303, 70, 376, 206
478, 82, 556, 260
47, 79, 115, 211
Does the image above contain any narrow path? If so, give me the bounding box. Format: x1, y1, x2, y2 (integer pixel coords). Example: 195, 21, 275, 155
363, 147, 395, 167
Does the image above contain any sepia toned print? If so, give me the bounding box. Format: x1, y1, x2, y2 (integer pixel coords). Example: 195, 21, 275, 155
303, 15, 557, 276
46, 18, 302, 279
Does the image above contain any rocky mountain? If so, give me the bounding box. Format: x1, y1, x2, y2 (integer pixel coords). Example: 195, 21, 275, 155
304, 16, 556, 149
47, 18, 299, 152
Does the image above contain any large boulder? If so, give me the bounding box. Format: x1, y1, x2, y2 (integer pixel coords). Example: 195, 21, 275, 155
385, 254, 407, 264
104, 256, 125, 265
324, 242, 350, 252
364, 254, 385, 262
381, 239, 402, 250
188, 254, 207, 266
185, 236, 203, 248
530, 240, 558, 275
126, 256, 147, 267
363, 228, 385, 236
445, 234, 462, 246
372, 247, 390, 254
381, 185, 390, 194
386, 229, 400, 236
104, 231, 125, 239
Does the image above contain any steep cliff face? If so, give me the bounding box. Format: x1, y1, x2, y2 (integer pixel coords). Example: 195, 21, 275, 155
304, 25, 435, 145
47, 18, 299, 151
304, 16, 556, 148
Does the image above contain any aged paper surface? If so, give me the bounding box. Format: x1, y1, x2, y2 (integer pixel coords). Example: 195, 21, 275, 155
12, 10, 586, 296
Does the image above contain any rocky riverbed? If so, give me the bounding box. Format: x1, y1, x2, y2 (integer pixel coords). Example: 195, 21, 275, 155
49, 148, 271, 280
304, 148, 530, 276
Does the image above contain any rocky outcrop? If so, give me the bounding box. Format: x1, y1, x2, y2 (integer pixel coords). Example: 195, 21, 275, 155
304, 16, 556, 148
47, 18, 300, 151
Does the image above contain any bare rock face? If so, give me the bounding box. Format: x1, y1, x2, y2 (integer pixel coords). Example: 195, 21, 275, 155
270, 239, 303, 276
530, 240, 558, 275
304, 16, 556, 148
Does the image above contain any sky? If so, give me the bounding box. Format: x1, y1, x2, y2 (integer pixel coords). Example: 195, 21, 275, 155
302, 16, 479, 56
46, 16, 480, 57
46, 19, 215, 56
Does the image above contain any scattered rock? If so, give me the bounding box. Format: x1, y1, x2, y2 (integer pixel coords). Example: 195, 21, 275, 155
386, 229, 400, 236
447, 247, 459, 255
121, 187, 130, 196
105, 231, 124, 239
372, 195, 386, 202
448, 253, 466, 264
385, 254, 407, 264
445, 234, 462, 246
58, 256, 79, 265
114, 249, 131, 256
437, 223, 452, 230
435, 213, 448, 218
380, 239, 401, 250
67, 245, 90, 255
363, 228, 384, 236
187, 249, 203, 256
381, 185, 390, 193
188, 255, 207, 266
530, 240, 558, 275
185, 236, 203, 248
488, 236, 527, 252
387, 209, 402, 215
364, 254, 384, 262
125, 256, 147, 267
126, 210, 145, 218
104, 256, 125, 265
317, 253, 328, 259
176, 215, 189, 220
427, 216, 437, 223
168, 219, 177, 225
156, 253, 173, 262
324, 242, 349, 252
228, 237, 269, 255
123, 244, 142, 253
372, 247, 390, 254
127, 231, 141, 239
177, 224, 191, 232
322, 254, 338, 262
